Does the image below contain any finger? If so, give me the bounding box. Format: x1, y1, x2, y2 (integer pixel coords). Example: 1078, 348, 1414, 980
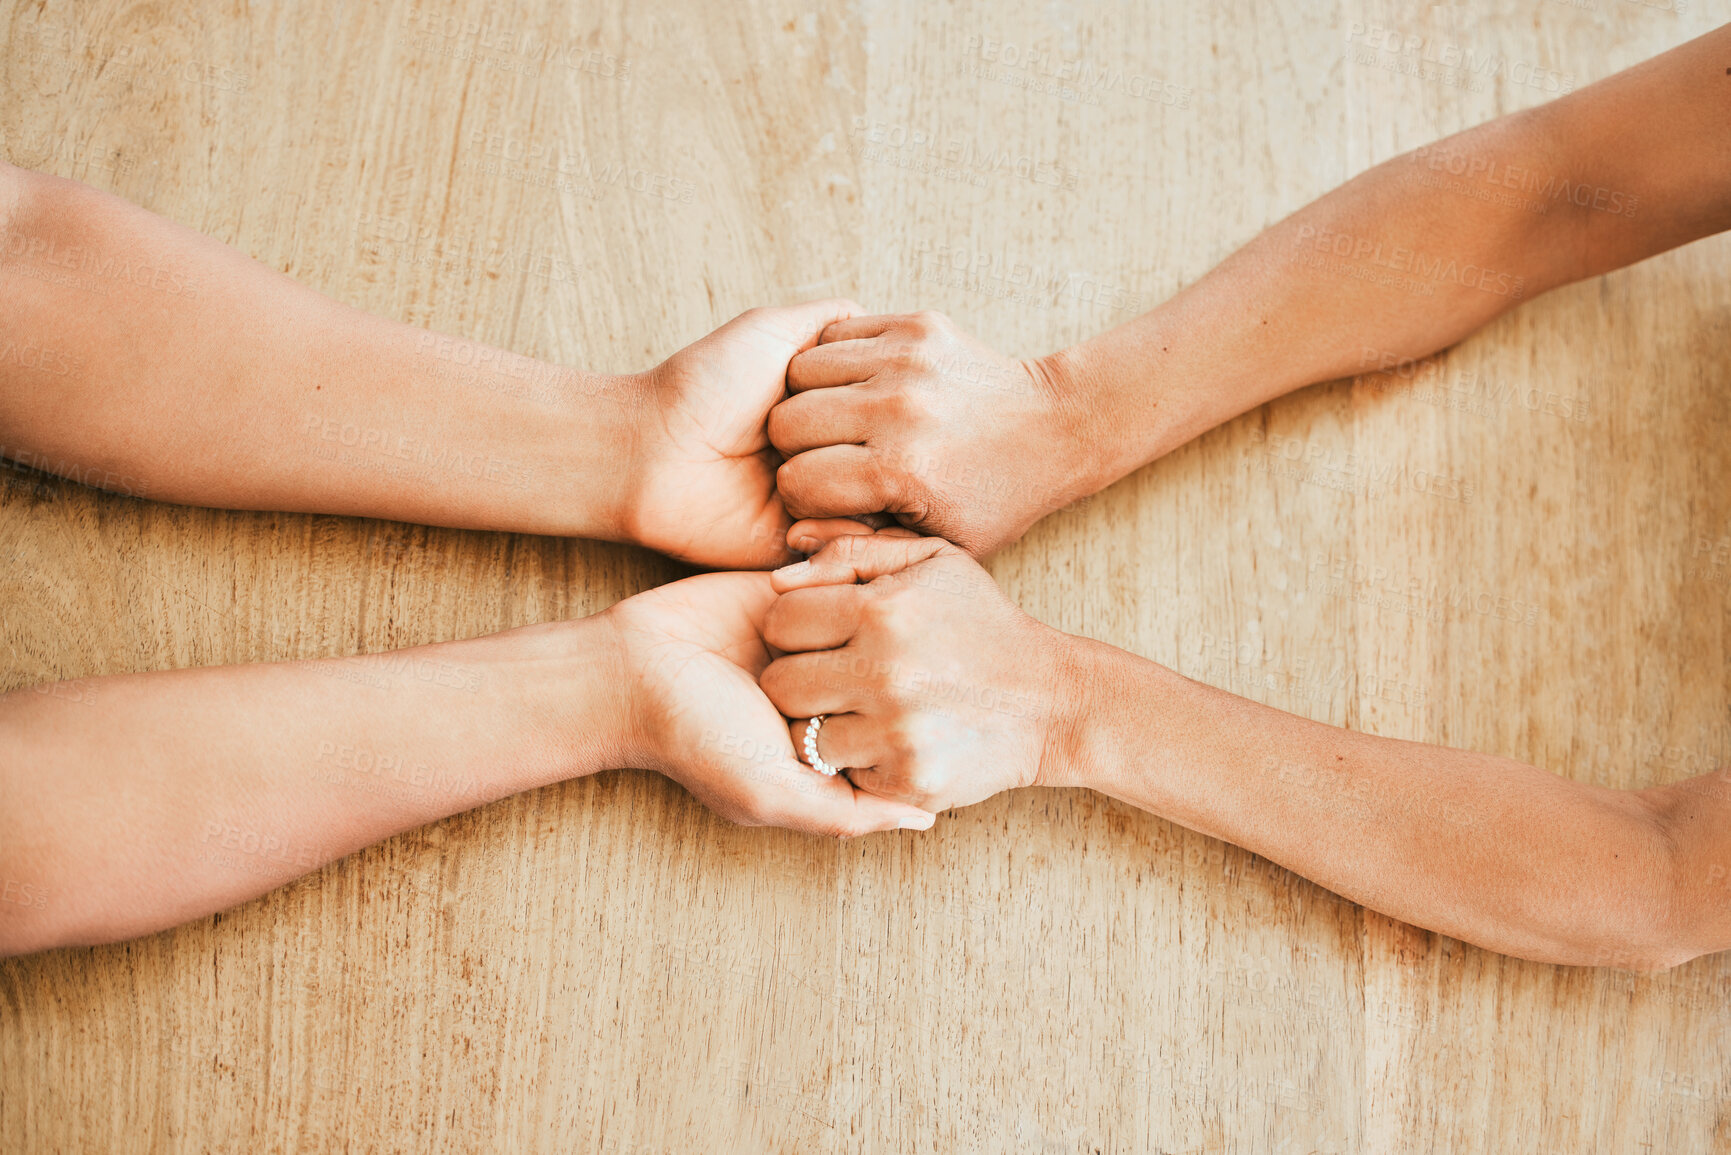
839, 764, 924, 809
757, 770, 935, 836
776, 445, 906, 525
771, 531, 955, 592
762, 585, 865, 652
740, 298, 868, 354
788, 518, 921, 554
786, 339, 887, 393
789, 712, 887, 774
818, 314, 903, 344
760, 649, 873, 717
767, 384, 875, 453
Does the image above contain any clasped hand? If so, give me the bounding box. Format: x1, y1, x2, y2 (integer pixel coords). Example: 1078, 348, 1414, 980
620, 303, 1080, 833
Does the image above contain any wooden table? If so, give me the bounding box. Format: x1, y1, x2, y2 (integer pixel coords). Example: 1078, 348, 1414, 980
3, 1, 1728, 1151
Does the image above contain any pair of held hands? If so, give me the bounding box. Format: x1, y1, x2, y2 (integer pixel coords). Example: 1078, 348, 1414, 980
626, 299, 1093, 569
602, 300, 1089, 834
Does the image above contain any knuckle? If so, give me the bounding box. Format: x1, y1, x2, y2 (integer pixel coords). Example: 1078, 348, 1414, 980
874, 387, 920, 427
859, 591, 899, 630
830, 533, 868, 560
834, 815, 871, 840
908, 309, 947, 336
867, 455, 908, 505
775, 459, 815, 511
883, 725, 919, 764
758, 660, 795, 706
766, 405, 797, 448
718, 796, 767, 828
890, 343, 933, 374
761, 599, 793, 646
907, 768, 944, 798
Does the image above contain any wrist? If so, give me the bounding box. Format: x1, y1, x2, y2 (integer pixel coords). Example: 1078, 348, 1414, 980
1027, 344, 1139, 506
547, 369, 650, 544
1034, 629, 1115, 791
482, 612, 642, 789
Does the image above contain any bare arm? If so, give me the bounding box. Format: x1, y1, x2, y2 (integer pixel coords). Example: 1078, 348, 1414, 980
1051, 24, 1731, 486
0, 161, 862, 568
0, 573, 929, 957
760, 529, 1729, 970
1057, 641, 1720, 970
772, 25, 1731, 556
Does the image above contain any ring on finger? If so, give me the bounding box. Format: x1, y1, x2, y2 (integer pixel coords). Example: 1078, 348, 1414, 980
803, 715, 842, 777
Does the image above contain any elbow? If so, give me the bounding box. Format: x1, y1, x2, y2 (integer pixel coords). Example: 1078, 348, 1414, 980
1581, 795, 1724, 974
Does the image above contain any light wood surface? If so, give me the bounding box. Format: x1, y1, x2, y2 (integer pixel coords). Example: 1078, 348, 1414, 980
3, 2, 1729, 1151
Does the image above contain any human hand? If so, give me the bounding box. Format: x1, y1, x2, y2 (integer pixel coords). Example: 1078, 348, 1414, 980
623, 300, 863, 570
600, 568, 935, 835
768, 311, 1094, 557
757, 524, 1086, 813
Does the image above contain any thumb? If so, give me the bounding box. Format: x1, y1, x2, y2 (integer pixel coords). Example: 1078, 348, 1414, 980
767, 772, 936, 836
787, 516, 919, 554
771, 530, 957, 591
733, 298, 867, 356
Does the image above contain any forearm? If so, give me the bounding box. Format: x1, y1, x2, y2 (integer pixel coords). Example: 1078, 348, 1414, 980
0, 615, 633, 955
0, 162, 644, 538
1052, 636, 1716, 969
1042, 26, 1731, 490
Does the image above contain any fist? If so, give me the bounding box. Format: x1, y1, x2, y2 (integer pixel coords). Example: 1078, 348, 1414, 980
759, 525, 1084, 812
769, 311, 1092, 557
602, 569, 935, 836
624, 299, 864, 570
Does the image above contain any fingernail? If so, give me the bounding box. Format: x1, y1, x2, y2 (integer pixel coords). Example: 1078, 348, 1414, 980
776, 560, 812, 579
898, 813, 935, 831
792, 537, 819, 554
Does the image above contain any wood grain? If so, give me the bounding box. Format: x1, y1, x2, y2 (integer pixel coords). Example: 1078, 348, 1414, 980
3, 1, 1728, 1151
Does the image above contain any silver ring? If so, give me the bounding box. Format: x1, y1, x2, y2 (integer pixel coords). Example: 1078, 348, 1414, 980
803, 715, 841, 776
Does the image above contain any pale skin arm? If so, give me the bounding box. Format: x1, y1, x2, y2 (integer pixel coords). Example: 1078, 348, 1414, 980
0, 159, 857, 568
0, 573, 931, 958
771, 26, 1731, 556
761, 529, 1730, 970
